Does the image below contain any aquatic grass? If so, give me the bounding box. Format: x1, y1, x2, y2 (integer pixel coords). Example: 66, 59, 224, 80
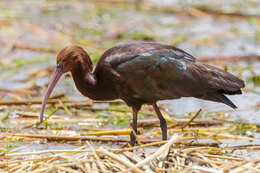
58, 99, 72, 116
122, 31, 155, 41
230, 123, 257, 136
41, 107, 58, 129
0, 111, 9, 128
246, 75, 260, 87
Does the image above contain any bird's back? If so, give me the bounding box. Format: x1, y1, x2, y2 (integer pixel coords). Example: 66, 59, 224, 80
95, 42, 195, 68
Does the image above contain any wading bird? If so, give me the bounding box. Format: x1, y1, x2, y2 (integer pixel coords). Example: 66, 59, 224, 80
40, 42, 245, 145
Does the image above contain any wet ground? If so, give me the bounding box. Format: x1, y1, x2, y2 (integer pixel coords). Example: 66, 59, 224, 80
1, 0, 260, 158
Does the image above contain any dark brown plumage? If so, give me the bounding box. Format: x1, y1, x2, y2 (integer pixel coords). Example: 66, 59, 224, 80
40, 42, 245, 145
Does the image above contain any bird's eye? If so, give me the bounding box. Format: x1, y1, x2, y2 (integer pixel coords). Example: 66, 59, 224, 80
56, 62, 64, 71
57, 63, 61, 68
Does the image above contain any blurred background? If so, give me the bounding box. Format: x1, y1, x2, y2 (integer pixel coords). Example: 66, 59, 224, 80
0, 0, 260, 123
2, 1, 260, 170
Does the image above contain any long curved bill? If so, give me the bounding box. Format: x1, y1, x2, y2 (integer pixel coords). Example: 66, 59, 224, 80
39, 67, 64, 123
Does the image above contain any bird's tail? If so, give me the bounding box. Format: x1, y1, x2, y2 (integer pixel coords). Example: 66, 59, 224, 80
213, 93, 237, 109
199, 63, 245, 109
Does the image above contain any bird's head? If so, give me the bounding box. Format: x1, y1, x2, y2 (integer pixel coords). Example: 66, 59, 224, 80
39, 45, 92, 123
57, 45, 92, 72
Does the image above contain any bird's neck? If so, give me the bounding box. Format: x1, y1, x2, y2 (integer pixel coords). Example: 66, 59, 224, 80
71, 62, 100, 100
71, 61, 118, 100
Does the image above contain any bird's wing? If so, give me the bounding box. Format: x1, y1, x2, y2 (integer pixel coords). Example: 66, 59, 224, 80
109, 48, 244, 104
109, 47, 197, 101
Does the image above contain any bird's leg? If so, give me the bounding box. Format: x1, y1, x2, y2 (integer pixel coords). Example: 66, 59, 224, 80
130, 106, 140, 146
153, 103, 167, 140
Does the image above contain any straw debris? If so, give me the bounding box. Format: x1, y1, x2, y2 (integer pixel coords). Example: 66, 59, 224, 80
1, 134, 259, 173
